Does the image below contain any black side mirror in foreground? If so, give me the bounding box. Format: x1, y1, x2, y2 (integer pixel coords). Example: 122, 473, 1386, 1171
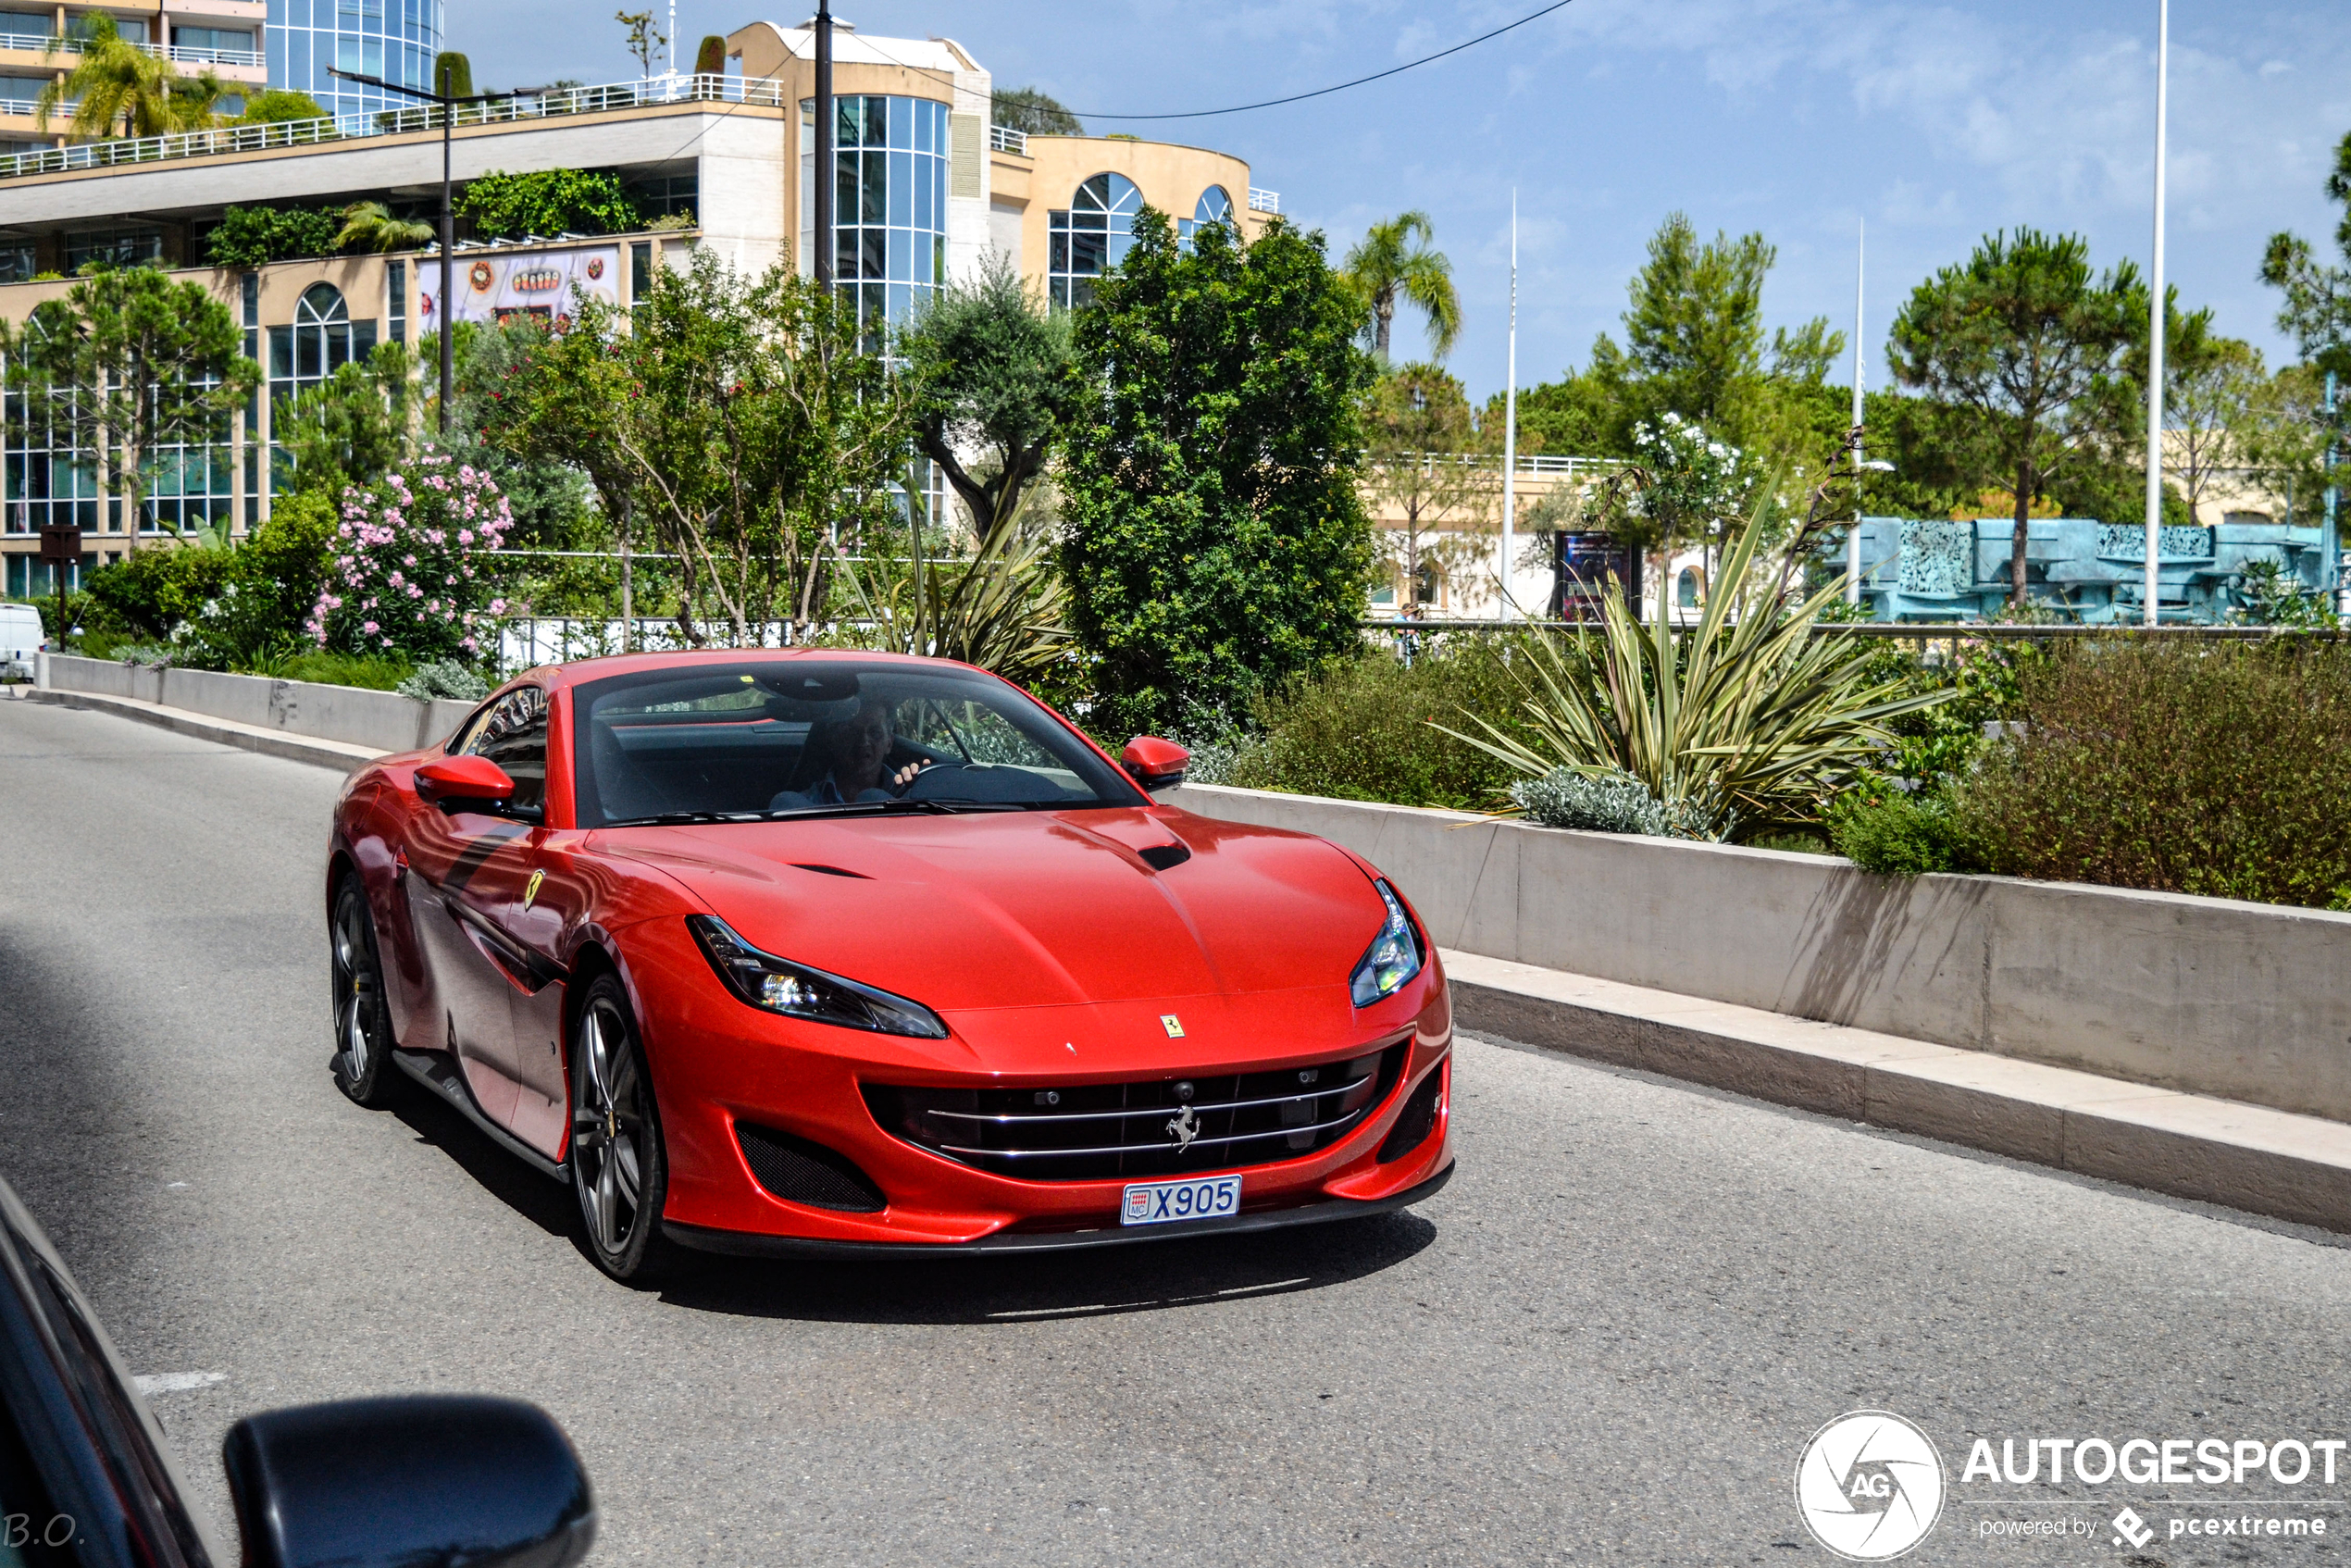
224, 1394, 595, 1568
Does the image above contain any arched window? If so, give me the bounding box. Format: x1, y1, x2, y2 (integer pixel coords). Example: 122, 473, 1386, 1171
1676, 566, 1703, 608
270, 282, 373, 400
1048, 172, 1141, 309
1179, 185, 1233, 251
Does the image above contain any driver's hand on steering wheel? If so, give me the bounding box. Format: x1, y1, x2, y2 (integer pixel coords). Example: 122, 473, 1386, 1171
887, 759, 927, 794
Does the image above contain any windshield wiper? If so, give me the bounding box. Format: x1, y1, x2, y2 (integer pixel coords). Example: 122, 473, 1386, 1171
599, 810, 767, 828
762, 798, 1037, 821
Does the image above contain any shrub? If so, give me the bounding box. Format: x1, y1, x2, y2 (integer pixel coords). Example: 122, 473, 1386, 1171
397, 658, 491, 702
1958, 640, 2351, 907
310, 450, 512, 662
205, 205, 343, 268
1220, 638, 1532, 810
253, 649, 412, 691
1511, 766, 1711, 839
457, 168, 640, 240
235, 89, 327, 126
1827, 789, 1980, 877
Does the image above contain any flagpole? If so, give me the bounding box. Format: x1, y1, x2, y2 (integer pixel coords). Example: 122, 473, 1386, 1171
1499, 191, 1518, 619
1847, 219, 1865, 605
2143, 0, 2168, 627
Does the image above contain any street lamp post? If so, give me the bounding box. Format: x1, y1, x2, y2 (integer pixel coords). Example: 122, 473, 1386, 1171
814, 0, 834, 289
329, 66, 541, 435
2142, 0, 2170, 627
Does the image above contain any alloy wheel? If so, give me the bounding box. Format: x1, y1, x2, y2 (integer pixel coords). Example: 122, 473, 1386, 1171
571, 996, 650, 1260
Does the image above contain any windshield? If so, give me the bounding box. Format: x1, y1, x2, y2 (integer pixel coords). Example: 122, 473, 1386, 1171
571, 659, 1144, 827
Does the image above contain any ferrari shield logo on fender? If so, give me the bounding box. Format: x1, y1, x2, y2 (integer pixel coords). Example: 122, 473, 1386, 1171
521, 869, 544, 911
1161, 1014, 1184, 1038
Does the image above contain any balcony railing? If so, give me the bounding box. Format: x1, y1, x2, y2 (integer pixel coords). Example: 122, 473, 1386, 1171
988, 123, 1026, 156
1248, 187, 1279, 214
0, 33, 263, 67
1365, 451, 1628, 479
0, 71, 788, 180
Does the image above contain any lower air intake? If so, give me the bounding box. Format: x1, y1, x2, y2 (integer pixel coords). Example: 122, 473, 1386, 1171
736, 1123, 887, 1213
1376, 1064, 1444, 1164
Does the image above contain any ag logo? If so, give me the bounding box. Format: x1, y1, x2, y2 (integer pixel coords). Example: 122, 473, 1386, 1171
1794, 1411, 1945, 1561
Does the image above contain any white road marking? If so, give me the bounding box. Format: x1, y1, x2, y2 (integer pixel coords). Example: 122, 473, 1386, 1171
131, 1371, 226, 1396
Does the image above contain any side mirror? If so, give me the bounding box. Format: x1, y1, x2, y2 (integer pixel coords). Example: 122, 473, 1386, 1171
1120, 736, 1191, 792
224, 1394, 594, 1568
416, 753, 516, 811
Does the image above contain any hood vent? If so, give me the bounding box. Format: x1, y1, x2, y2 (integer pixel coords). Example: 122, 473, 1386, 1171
791, 863, 870, 879
1137, 842, 1191, 872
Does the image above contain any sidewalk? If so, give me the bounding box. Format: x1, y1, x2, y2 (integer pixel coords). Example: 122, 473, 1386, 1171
26, 686, 382, 770
1444, 949, 2351, 1235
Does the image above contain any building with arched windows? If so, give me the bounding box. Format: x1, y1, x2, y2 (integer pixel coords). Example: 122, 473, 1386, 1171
0, 15, 1284, 589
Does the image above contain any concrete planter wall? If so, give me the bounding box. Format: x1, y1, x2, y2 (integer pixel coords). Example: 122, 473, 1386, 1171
1164, 782, 2351, 1126
42, 654, 477, 755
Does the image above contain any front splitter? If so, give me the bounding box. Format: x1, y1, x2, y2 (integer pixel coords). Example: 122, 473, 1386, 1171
661, 1161, 1453, 1260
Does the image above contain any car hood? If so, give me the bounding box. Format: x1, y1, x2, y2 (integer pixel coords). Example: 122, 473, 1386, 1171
593, 806, 1386, 1019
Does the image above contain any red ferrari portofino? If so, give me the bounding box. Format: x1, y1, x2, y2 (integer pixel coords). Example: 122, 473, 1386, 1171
326, 651, 1453, 1279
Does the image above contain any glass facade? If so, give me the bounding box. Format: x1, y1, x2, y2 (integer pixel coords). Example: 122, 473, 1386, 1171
269, 0, 441, 122
3, 333, 236, 541
1048, 174, 1141, 310
800, 94, 951, 338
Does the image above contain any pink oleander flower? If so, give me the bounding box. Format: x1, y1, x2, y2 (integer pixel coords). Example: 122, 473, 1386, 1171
362, 620, 379, 633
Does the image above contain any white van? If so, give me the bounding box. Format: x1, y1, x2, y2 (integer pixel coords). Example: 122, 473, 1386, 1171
0, 603, 45, 681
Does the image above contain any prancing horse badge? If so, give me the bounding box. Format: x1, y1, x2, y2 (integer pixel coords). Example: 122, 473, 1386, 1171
522, 869, 545, 911
1160, 1014, 1184, 1038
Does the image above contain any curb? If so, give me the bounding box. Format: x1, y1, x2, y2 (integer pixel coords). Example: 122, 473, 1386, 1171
27, 688, 384, 773
1443, 951, 2351, 1235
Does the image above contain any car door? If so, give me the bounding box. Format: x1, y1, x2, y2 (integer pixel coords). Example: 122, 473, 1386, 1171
402, 685, 549, 1128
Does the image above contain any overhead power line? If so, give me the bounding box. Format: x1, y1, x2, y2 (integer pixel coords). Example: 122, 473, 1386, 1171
1064, 0, 1579, 121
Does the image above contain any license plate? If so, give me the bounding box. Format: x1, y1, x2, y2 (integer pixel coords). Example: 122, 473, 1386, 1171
1120, 1173, 1242, 1226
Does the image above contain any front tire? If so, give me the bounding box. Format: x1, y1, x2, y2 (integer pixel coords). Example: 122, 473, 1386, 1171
330, 877, 396, 1106
569, 975, 675, 1283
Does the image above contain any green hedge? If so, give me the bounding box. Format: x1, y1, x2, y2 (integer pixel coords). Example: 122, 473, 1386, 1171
1219, 637, 1534, 811
1960, 640, 2351, 908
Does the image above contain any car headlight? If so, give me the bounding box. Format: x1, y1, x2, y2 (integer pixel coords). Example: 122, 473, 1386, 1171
1349, 879, 1425, 1006
687, 915, 949, 1039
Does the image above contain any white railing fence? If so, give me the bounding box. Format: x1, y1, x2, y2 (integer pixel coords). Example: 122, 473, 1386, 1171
1248, 188, 1280, 214
0, 32, 263, 66
0, 71, 784, 180
988, 123, 1026, 155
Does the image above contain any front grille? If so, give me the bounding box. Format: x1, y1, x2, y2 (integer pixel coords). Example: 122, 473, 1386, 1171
864, 1044, 1407, 1183
736, 1122, 887, 1212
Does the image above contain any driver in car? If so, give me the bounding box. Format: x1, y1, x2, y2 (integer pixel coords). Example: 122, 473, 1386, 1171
773, 697, 926, 809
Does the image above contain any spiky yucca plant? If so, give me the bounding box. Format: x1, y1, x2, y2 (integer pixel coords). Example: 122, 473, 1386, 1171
1445, 494, 1947, 840
833, 490, 1073, 691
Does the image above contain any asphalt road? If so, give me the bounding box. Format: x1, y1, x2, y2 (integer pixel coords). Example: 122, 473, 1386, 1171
4, 694, 2350, 1567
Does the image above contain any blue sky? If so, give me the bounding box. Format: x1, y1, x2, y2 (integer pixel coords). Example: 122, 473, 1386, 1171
453, 1, 2351, 404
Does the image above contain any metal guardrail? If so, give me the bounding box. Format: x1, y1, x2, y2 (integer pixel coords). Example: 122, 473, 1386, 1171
0, 71, 784, 180
1365, 452, 1626, 479
1248, 188, 1279, 214
988, 123, 1026, 155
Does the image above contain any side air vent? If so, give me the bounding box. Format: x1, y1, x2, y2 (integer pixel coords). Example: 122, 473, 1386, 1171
736, 1123, 887, 1212
1376, 1064, 1445, 1164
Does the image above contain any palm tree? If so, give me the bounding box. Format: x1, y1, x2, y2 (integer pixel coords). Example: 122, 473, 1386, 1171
34, 16, 218, 139
336, 201, 435, 254
1344, 211, 1462, 364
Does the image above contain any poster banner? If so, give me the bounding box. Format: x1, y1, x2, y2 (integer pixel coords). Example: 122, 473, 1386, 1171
417, 245, 622, 334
